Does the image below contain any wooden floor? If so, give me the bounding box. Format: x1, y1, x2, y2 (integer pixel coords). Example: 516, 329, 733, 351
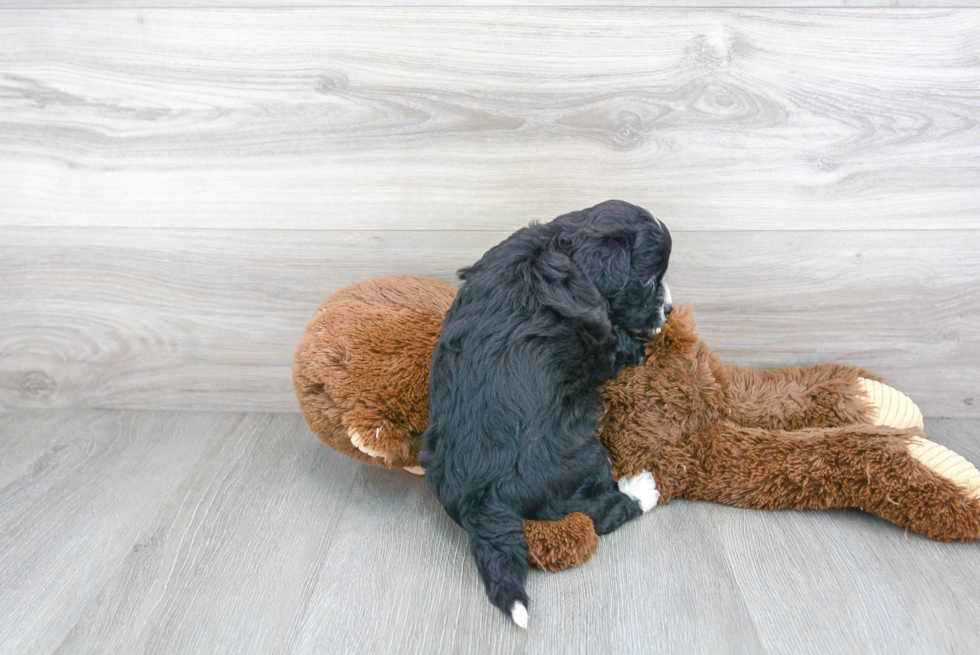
1, 409, 979, 654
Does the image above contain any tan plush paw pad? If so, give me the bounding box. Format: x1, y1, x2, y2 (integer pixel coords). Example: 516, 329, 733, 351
907, 436, 980, 501
858, 378, 924, 430
347, 425, 387, 460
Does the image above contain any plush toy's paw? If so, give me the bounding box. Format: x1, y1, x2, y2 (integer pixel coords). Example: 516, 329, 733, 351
618, 471, 660, 513
858, 378, 924, 430
347, 425, 388, 460
524, 512, 599, 572
343, 407, 414, 466
907, 436, 980, 501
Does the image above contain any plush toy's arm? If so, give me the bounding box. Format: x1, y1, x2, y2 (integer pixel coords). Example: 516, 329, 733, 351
683, 423, 980, 542
723, 363, 923, 432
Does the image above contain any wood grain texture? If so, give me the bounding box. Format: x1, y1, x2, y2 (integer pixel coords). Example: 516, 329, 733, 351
2, 1, 976, 8
2, 410, 980, 653
0, 410, 89, 488
1, 9, 978, 231
2, 227, 978, 416
289, 486, 763, 654
54, 412, 361, 655
0, 410, 242, 654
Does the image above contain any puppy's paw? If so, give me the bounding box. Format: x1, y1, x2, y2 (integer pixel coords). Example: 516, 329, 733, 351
618, 471, 660, 513
612, 327, 645, 370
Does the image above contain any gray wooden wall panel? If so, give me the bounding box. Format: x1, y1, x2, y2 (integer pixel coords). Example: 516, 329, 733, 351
1, 7, 977, 415
0, 1, 974, 7
1, 9, 977, 231
1, 227, 978, 415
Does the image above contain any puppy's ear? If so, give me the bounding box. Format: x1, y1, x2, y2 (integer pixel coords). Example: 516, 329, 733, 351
566, 230, 632, 299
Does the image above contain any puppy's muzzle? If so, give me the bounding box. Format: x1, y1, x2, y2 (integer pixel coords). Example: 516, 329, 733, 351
650, 283, 673, 334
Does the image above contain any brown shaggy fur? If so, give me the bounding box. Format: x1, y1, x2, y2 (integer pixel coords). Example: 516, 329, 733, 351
293, 275, 455, 469
293, 276, 980, 571
524, 513, 601, 573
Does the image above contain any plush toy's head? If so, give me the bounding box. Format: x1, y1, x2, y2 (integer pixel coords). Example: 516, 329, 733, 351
292, 275, 454, 471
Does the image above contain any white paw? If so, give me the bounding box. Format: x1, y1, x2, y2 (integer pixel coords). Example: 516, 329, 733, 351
347, 425, 387, 460
511, 601, 528, 630
403, 466, 426, 475
618, 471, 660, 513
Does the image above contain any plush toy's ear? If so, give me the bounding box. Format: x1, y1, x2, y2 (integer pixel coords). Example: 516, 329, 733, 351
564, 229, 632, 299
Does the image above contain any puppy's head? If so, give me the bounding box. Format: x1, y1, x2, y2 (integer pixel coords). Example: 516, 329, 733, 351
558, 200, 672, 334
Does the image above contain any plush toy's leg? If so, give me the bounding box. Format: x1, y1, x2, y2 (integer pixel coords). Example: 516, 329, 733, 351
906, 437, 980, 502
686, 423, 980, 542
524, 513, 600, 572
724, 364, 923, 431
724, 364, 873, 430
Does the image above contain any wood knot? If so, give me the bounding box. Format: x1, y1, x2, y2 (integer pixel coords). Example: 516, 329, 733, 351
19, 371, 56, 396
690, 28, 736, 69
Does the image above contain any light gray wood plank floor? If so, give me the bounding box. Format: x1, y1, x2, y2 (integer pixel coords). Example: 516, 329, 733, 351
2, 409, 979, 654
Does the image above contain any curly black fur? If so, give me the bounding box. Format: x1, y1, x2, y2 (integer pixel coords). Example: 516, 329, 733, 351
419, 200, 672, 623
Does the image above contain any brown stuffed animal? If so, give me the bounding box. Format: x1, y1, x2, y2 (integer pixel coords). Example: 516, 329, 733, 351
293, 275, 980, 572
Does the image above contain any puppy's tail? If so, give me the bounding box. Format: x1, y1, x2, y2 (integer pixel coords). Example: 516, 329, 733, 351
461, 502, 530, 629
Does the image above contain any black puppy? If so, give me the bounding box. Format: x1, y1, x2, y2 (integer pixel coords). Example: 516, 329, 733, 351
419, 200, 672, 628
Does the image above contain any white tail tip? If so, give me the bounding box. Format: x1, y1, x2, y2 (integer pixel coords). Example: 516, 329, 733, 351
511, 601, 528, 629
